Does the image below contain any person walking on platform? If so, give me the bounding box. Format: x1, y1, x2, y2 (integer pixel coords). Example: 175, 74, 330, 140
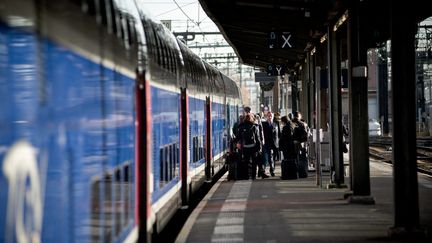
262, 112, 278, 176
234, 113, 264, 179
254, 114, 268, 178
273, 112, 282, 163
279, 116, 298, 179
279, 116, 296, 160
292, 111, 310, 178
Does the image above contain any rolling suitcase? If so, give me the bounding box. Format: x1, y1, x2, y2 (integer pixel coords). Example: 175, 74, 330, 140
281, 159, 298, 179
227, 152, 248, 180
227, 152, 238, 180
297, 151, 308, 178
236, 159, 249, 180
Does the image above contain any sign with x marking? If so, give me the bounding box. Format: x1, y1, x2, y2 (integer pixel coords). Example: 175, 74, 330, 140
281, 32, 292, 48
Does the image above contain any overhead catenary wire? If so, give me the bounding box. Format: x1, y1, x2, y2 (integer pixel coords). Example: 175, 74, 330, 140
156, 1, 197, 17
172, 0, 198, 26
171, 0, 213, 51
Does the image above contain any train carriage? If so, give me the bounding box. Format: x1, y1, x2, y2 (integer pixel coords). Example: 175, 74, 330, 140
176, 40, 208, 202
0, 0, 242, 242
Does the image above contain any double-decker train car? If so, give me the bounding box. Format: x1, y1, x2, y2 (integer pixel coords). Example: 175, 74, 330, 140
0, 0, 241, 242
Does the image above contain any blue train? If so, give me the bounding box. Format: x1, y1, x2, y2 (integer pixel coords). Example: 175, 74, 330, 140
0, 0, 242, 242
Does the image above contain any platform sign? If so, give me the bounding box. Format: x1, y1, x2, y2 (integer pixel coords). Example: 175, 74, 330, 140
255, 72, 277, 82
266, 64, 286, 76
268, 31, 277, 49
267, 31, 293, 49
161, 20, 171, 30
280, 32, 292, 49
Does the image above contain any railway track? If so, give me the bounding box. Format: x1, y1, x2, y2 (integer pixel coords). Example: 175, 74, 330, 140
369, 138, 432, 176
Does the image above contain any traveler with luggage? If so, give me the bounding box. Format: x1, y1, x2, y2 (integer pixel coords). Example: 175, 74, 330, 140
279, 116, 298, 179
292, 111, 310, 178
234, 113, 264, 179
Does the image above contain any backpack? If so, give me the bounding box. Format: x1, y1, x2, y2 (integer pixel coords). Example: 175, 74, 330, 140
294, 121, 308, 143
240, 124, 256, 147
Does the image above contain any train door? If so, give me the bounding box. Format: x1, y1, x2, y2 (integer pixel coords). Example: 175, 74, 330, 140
205, 96, 212, 181
136, 72, 150, 242
180, 88, 189, 206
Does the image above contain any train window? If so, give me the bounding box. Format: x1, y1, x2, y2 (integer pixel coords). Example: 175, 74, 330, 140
176, 144, 180, 176
173, 49, 179, 74
169, 49, 175, 73
193, 137, 197, 162
159, 143, 180, 186
123, 164, 130, 226
171, 144, 175, 179
114, 169, 121, 236
162, 40, 170, 71
91, 177, 101, 243
161, 41, 169, 70
145, 24, 157, 60
199, 136, 204, 161
105, 0, 118, 35
164, 146, 169, 182
82, 0, 96, 16
113, 3, 122, 38
191, 64, 195, 86
153, 28, 162, 66
159, 148, 164, 187
120, 15, 129, 49
196, 136, 200, 162
126, 18, 135, 47
166, 47, 172, 72
104, 173, 113, 242
155, 28, 164, 67
169, 144, 173, 180
96, 0, 108, 26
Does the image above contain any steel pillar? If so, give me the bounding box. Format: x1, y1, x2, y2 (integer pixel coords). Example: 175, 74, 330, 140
291, 74, 298, 113
327, 25, 344, 186
346, 2, 374, 204
389, 1, 425, 237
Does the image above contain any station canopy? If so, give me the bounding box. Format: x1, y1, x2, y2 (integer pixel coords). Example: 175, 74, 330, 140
199, 0, 431, 71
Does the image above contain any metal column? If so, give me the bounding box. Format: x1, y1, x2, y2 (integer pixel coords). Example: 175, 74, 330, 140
302, 62, 309, 122
309, 53, 315, 129
346, 2, 374, 204
291, 74, 298, 113
378, 50, 390, 135
389, 1, 424, 237
327, 25, 344, 186
315, 64, 322, 186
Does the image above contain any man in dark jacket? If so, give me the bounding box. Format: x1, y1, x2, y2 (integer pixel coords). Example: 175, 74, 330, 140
273, 112, 282, 163
279, 116, 296, 159
262, 112, 278, 176
234, 113, 265, 179
292, 111, 310, 178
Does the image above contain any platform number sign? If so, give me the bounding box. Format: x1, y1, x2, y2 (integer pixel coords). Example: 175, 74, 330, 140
281, 32, 292, 48
268, 31, 293, 49
268, 31, 277, 49
267, 64, 274, 76
266, 64, 286, 76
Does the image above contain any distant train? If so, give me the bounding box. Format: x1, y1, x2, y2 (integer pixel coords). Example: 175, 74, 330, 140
0, 0, 242, 242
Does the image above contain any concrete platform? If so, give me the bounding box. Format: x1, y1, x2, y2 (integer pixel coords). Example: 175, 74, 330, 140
176, 160, 432, 242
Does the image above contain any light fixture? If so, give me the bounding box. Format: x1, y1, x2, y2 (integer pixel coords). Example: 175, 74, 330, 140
333, 10, 349, 32
320, 34, 328, 43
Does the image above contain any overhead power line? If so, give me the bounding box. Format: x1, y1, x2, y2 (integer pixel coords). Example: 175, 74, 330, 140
156, 1, 197, 17
172, 0, 198, 25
